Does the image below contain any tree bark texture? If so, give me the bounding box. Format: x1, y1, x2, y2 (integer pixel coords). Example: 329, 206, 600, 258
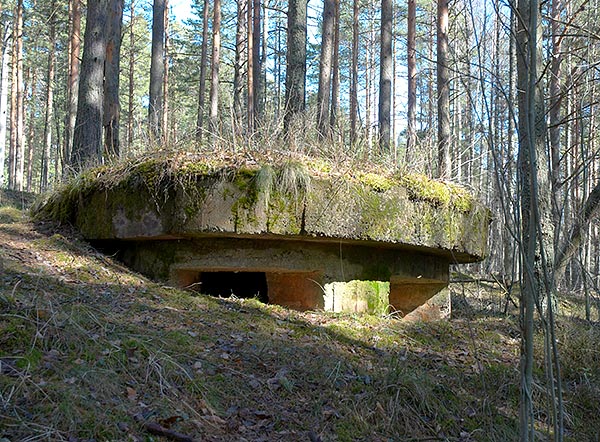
41, 0, 57, 191
406, 0, 417, 161
247, 0, 254, 134
71, 0, 109, 172
162, 0, 169, 143
0, 25, 10, 187
65, 0, 81, 175
127, 0, 135, 148
195, 0, 210, 142
26, 67, 37, 193
252, 0, 261, 126
378, 0, 393, 153
103, 0, 124, 159
8, 16, 17, 189
549, 0, 565, 249
329, 0, 340, 133
284, 0, 307, 131
14, 0, 24, 190
436, 0, 451, 178
149, 0, 165, 139
209, 0, 221, 133
233, 0, 246, 132
349, 0, 359, 143
317, 0, 335, 139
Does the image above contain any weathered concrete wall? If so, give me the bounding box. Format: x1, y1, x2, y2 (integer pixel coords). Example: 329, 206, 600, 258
107, 237, 450, 316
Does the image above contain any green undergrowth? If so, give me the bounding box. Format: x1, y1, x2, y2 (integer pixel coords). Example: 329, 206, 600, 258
2, 210, 597, 441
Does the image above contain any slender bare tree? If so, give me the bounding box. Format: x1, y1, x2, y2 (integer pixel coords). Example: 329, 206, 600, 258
406, 0, 417, 162
64, 0, 81, 174
317, 0, 335, 139
41, 0, 57, 190
378, 0, 393, 152
149, 0, 165, 139
195, 0, 210, 142
209, 0, 221, 134
437, 0, 451, 178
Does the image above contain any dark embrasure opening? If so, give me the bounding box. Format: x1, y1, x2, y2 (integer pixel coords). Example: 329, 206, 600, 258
198, 271, 269, 303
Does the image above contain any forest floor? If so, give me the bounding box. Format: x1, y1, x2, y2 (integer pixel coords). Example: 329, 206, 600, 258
1, 191, 599, 442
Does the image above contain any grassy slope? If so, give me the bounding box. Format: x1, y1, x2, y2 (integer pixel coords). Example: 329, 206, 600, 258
1, 206, 599, 441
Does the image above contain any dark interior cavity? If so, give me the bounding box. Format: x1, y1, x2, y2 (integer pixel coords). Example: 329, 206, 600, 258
199, 271, 269, 303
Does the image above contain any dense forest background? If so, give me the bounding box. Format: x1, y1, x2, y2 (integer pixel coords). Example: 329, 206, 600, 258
0, 0, 599, 438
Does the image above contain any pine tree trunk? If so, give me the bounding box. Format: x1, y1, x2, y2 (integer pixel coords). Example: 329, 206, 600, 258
103, 0, 124, 159
8, 18, 17, 189
365, 16, 372, 150
149, 0, 165, 139
64, 0, 81, 176
436, 0, 451, 179
14, 0, 24, 190
162, 0, 169, 144
0, 25, 10, 187
349, 0, 359, 143
329, 0, 340, 136
261, 2, 267, 121
252, 0, 261, 126
127, 0, 135, 148
209, 0, 221, 135
317, 0, 335, 139
233, 0, 246, 132
378, 0, 392, 153
41, 0, 56, 191
26, 67, 37, 193
71, 0, 109, 171
284, 0, 307, 131
247, 0, 254, 134
195, 0, 210, 142
406, 0, 417, 162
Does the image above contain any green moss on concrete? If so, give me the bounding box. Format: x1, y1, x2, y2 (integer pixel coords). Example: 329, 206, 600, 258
356, 172, 397, 192
400, 173, 474, 213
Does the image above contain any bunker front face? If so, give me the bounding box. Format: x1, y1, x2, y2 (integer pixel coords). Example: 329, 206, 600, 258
35, 159, 489, 319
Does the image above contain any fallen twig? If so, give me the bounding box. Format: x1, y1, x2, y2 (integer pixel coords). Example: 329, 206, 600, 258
143, 421, 195, 442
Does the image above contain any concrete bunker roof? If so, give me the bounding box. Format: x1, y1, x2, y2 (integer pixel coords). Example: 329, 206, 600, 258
33, 155, 490, 264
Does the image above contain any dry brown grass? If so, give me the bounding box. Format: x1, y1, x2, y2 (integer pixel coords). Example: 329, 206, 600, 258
1, 205, 599, 441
